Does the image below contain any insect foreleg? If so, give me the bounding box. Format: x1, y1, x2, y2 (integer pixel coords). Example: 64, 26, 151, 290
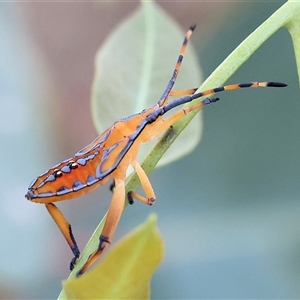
127, 160, 156, 206
45, 203, 80, 270
76, 178, 125, 276
150, 97, 219, 138
169, 88, 197, 97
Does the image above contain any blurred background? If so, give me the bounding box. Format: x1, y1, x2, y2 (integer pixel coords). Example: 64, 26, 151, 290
1, 1, 299, 299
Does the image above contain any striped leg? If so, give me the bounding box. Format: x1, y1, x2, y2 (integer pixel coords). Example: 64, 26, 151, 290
151, 97, 219, 137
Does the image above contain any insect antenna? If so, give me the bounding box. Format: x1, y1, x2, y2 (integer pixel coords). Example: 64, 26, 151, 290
162, 81, 287, 113
157, 24, 196, 107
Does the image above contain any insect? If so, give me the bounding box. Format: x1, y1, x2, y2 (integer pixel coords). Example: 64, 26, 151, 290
25, 24, 287, 276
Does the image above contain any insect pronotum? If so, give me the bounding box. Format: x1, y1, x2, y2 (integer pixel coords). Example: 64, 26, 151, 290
25, 24, 287, 276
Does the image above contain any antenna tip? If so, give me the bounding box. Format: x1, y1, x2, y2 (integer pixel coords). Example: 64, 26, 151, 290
267, 82, 288, 87
190, 24, 196, 31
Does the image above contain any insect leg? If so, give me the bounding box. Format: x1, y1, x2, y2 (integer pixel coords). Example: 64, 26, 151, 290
109, 179, 115, 192
169, 88, 197, 97
45, 203, 80, 270
127, 160, 156, 206
152, 97, 219, 137
76, 178, 125, 276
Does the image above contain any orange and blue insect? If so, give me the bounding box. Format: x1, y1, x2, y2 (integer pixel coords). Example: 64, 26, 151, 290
25, 25, 287, 276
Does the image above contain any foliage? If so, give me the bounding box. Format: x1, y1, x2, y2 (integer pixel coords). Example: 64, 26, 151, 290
62, 215, 163, 299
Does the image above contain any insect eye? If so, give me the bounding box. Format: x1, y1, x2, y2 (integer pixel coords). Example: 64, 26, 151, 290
69, 161, 79, 169
53, 169, 63, 178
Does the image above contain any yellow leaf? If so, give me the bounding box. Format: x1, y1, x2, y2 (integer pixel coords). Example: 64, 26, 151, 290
62, 215, 163, 300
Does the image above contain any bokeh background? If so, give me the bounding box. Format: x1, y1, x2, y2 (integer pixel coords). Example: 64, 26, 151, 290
1, 1, 299, 299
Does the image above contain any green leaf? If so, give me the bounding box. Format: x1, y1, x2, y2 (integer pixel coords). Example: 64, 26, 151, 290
62, 215, 163, 300
91, 0, 203, 168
